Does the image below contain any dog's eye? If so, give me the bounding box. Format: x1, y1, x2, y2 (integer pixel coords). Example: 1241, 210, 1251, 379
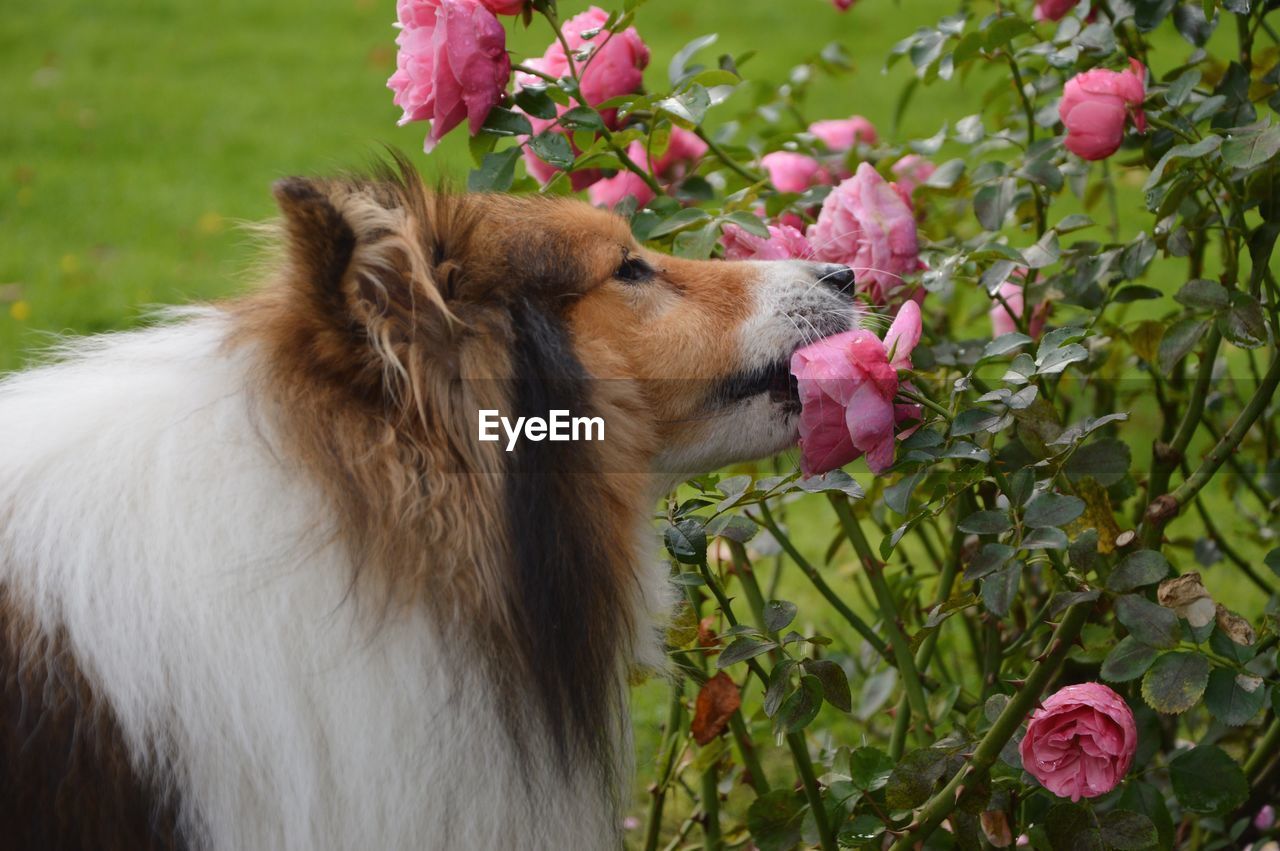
614, 255, 654, 284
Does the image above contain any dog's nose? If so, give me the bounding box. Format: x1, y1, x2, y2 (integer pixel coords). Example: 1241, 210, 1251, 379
814, 263, 856, 294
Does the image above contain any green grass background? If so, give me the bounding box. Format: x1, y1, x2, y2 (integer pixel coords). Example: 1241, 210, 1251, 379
1, 0, 1270, 844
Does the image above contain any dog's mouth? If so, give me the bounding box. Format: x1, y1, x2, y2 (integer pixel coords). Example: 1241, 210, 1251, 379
714, 359, 801, 412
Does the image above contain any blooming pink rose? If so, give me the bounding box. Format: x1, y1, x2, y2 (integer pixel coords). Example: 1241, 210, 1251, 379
891, 155, 937, 196
809, 116, 878, 151
588, 164, 654, 209
761, 152, 829, 194
477, 0, 525, 13
721, 222, 812, 261
1035, 0, 1080, 20
1060, 59, 1147, 161
791, 300, 922, 475
810, 163, 922, 305
1020, 683, 1137, 802
389, 0, 511, 152
990, 280, 1049, 338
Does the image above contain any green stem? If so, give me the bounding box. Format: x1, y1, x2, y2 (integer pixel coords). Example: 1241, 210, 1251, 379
643, 677, 686, 851
888, 601, 1094, 850
1245, 718, 1280, 780
693, 126, 764, 184
829, 495, 932, 745
699, 760, 723, 851
754, 503, 893, 662
787, 733, 837, 851
1144, 354, 1280, 538
727, 711, 770, 794
898, 388, 953, 421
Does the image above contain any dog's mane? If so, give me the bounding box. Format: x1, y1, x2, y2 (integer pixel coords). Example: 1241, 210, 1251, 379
226, 155, 644, 781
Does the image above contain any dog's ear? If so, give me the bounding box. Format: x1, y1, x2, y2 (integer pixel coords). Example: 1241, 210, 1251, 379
270, 174, 464, 392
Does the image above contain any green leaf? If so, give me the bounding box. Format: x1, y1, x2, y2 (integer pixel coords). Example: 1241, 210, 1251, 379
1117, 594, 1182, 648
764, 600, 798, 633
982, 332, 1033, 359
1174, 278, 1229, 310
1108, 551, 1171, 593
886, 748, 948, 809
982, 562, 1022, 617
717, 636, 776, 668
776, 674, 823, 733
965, 543, 1014, 581
1221, 119, 1280, 170
668, 33, 719, 87
1143, 135, 1222, 192
663, 519, 707, 564
1102, 636, 1160, 682
746, 789, 805, 851
1169, 745, 1248, 814
924, 158, 965, 188
984, 16, 1032, 50
467, 148, 521, 193
1099, 810, 1158, 850
1204, 667, 1266, 725
1045, 802, 1101, 850
512, 87, 558, 120
528, 130, 574, 169
1066, 438, 1131, 487
974, 179, 1016, 231
1141, 650, 1209, 712
958, 510, 1012, 535
1266, 546, 1280, 578
1035, 344, 1088, 375
1157, 318, 1209, 375
801, 659, 852, 713
1218, 291, 1267, 348
1117, 782, 1175, 850
557, 105, 605, 131
849, 747, 895, 792
763, 659, 796, 717
479, 106, 534, 137
721, 210, 770, 238
1166, 69, 1201, 106
654, 83, 710, 125
646, 207, 711, 238
1024, 493, 1085, 529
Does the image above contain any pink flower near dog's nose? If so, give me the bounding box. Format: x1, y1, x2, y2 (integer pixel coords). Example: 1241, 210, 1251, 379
720, 222, 812, 261
389, 0, 511, 152
810, 163, 922, 306
1019, 683, 1137, 802
791, 301, 922, 476
1059, 59, 1146, 160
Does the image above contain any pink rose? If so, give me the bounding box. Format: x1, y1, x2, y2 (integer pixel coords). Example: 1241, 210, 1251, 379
1256, 806, 1276, 832
587, 129, 706, 209
891, 155, 937, 196
721, 222, 812, 261
389, 0, 511, 152
831, 0, 856, 9
810, 163, 922, 305
761, 152, 829, 194
1059, 59, 1147, 161
809, 116, 878, 151
1020, 683, 1137, 802
791, 300, 922, 475
990, 280, 1049, 338
478, 0, 525, 13
1035, 0, 1080, 20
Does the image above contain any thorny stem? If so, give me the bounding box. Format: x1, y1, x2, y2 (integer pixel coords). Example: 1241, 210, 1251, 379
643, 679, 686, 851
888, 601, 1094, 850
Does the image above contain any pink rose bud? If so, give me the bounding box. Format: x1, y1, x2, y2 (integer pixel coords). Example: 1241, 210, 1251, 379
990, 279, 1049, 338
831, 0, 856, 9
1059, 58, 1147, 161
1020, 683, 1137, 802
891, 155, 937, 196
1256, 805, 1276, 832
721, 222, 812, 261
790, 300, 922, 475
810, 163, 922, 306
388, 0, 512, 152
1035, 0, 1081, 20
809, 116, 878, 151
761, 152, 829, 194
588, 142, 656, 209
478, 0, 525, 14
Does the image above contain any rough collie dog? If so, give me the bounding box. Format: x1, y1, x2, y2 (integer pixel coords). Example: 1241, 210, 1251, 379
0, 158, 858, 851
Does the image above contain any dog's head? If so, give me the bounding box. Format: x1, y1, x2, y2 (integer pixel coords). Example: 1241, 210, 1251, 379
242, 157, 860, 773
260, 157, 858, 479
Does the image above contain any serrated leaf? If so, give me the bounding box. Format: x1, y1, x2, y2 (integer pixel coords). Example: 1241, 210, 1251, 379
801, 659, 852, 713
1024, 493, 1085, 528
886, 748, 948, 809
664, 519, 707, 564
776, 673, 823, 733
958, 510, 1013, 535
1169, 745, 1248, 814
1117, 594, 1182, 648
1100, 810, 1158, 850
1204, 667, 1266, 725
467, 148, 521, 193
1102, 636, 1160, 682
1221, 120, 1280, 169
716, 636, 776, 668
982, 561, 1022, 617
1157, 318, 1209, 375
1141, 650, 1209, 712
1174, 278, 1229, 310
1066, 438, 1131, 487
965, 543, 1014, 580
764, 600, 798, 633
1108, 551, 1171, 593
746, 789, 805, 851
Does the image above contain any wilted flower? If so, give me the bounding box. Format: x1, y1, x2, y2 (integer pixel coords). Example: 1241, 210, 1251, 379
810, 163, 922, 305
791, 300, 922, 475
1157, 572, 1216, 628
721, 222, 812, 261
809, 116, 878, 151
761, 151, 829, 194
1020, 683, 1137, 801
1059, 58, 1146, 160
389, 0, 512, 152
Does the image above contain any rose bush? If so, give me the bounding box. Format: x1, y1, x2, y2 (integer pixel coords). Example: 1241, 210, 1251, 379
393, 0, 1280, 848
